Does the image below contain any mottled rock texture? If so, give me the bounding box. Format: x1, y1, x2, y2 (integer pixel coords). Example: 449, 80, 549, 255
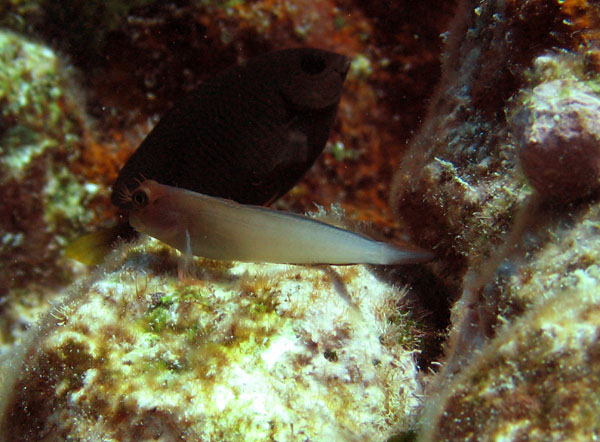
0, 239, 422, 441
421, 268, 600, 442
0, 30, 105, 354
389, 0, 600, 440
0, 30, 89, 295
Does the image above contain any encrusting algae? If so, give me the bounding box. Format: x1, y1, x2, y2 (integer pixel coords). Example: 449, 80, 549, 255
0, 238, 423, 441
0, 29, 91, 294
420, 267, 600, 442
0, 29, 100, 356
387, 0, 600, 440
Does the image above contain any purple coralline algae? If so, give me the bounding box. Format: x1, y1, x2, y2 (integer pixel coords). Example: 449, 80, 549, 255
511, 56, 600, 203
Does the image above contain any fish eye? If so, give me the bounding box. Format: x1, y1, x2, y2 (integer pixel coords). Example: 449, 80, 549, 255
300, 53, 326, 75
132, 189, 149, 207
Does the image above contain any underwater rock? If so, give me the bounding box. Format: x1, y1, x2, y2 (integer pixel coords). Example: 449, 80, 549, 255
417, 196, 600, 441
388, 0, 600, 439
511, 56, 600, 204
0, 239, 422, 441
419, 267, 600, 442
0, 30, 97, 330
391, 0, 600, 338
390, 0, 597, 290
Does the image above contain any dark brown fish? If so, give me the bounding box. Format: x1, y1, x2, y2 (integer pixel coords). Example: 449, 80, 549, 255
112, 47, 350, 208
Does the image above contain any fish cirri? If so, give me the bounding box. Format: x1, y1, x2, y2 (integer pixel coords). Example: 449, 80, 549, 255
128, 180, 433, 265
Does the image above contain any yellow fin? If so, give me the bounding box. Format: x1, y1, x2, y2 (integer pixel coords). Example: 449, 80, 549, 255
65, 222, 133, 265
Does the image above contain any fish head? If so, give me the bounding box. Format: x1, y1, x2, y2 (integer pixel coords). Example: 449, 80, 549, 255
128, 180, 181, 240
279, 48, 350, 111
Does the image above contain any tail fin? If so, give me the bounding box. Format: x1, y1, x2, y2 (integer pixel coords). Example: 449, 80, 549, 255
379, 242, 434, 265
65, 222, 137, 265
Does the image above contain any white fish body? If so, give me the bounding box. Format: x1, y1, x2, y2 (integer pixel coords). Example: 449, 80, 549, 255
128, 180, 432, 265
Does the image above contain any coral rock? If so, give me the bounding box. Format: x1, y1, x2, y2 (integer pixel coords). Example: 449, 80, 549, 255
419, 268, 600, 442
0, 30, 99, 350
513, 73, 600, 203
388, 0, 600, 439
0, 239, 422, 441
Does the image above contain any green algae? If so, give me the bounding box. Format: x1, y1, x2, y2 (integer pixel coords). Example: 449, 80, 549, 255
349, 53, 373, 80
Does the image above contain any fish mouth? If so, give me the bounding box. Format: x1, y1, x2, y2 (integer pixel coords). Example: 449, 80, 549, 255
128, 212, 141, 231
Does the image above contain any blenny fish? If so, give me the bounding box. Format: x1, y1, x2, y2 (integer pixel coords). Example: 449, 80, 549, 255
68, 48, 350, 264
128, 180, 433, 265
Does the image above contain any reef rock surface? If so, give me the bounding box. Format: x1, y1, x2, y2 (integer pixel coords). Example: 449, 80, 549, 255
389, 0, 600, 440
0, 239, 422, 441
0, 29, 103, 354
